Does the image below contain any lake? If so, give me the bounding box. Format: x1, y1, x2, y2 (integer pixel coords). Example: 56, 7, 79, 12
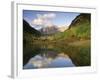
23, 49, 75, 69
23, 40, 90, 69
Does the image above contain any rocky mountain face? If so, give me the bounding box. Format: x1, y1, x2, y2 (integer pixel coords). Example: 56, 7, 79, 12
39, 25, 59, 35
39, 25, 69, 35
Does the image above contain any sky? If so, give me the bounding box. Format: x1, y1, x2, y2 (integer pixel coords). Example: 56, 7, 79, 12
23, 10, 80, 30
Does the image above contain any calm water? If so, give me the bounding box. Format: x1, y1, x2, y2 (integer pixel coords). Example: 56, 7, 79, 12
23, 49, 75, 69
23, 41, 90, 69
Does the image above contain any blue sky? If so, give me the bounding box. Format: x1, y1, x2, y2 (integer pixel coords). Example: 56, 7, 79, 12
23, 10, 80, 30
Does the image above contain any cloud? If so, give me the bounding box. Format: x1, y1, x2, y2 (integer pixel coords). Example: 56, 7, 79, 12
43, 13, 56, 19
32, 13, 56, 27
33, 18, 44, 26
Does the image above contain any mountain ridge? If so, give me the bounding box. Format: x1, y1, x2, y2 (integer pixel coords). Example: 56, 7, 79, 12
68, 13, 91, 29
23, 19, 41, 36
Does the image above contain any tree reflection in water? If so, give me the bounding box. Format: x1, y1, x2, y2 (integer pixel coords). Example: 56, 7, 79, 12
24, 51, 75, 69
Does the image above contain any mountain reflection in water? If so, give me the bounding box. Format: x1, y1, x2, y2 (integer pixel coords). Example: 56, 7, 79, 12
24, 52, 75, 69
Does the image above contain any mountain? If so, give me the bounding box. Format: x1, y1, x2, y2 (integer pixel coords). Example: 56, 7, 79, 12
23, 19, 41, 44
53, 13, 91, 41
23, 19, 41, 36
58, 26, 68, 32
40, 25, 59, 35
65, 13, 91, 40
68, 13, 91, 29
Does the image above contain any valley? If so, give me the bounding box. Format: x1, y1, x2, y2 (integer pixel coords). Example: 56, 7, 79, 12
23, 13, 91, 69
